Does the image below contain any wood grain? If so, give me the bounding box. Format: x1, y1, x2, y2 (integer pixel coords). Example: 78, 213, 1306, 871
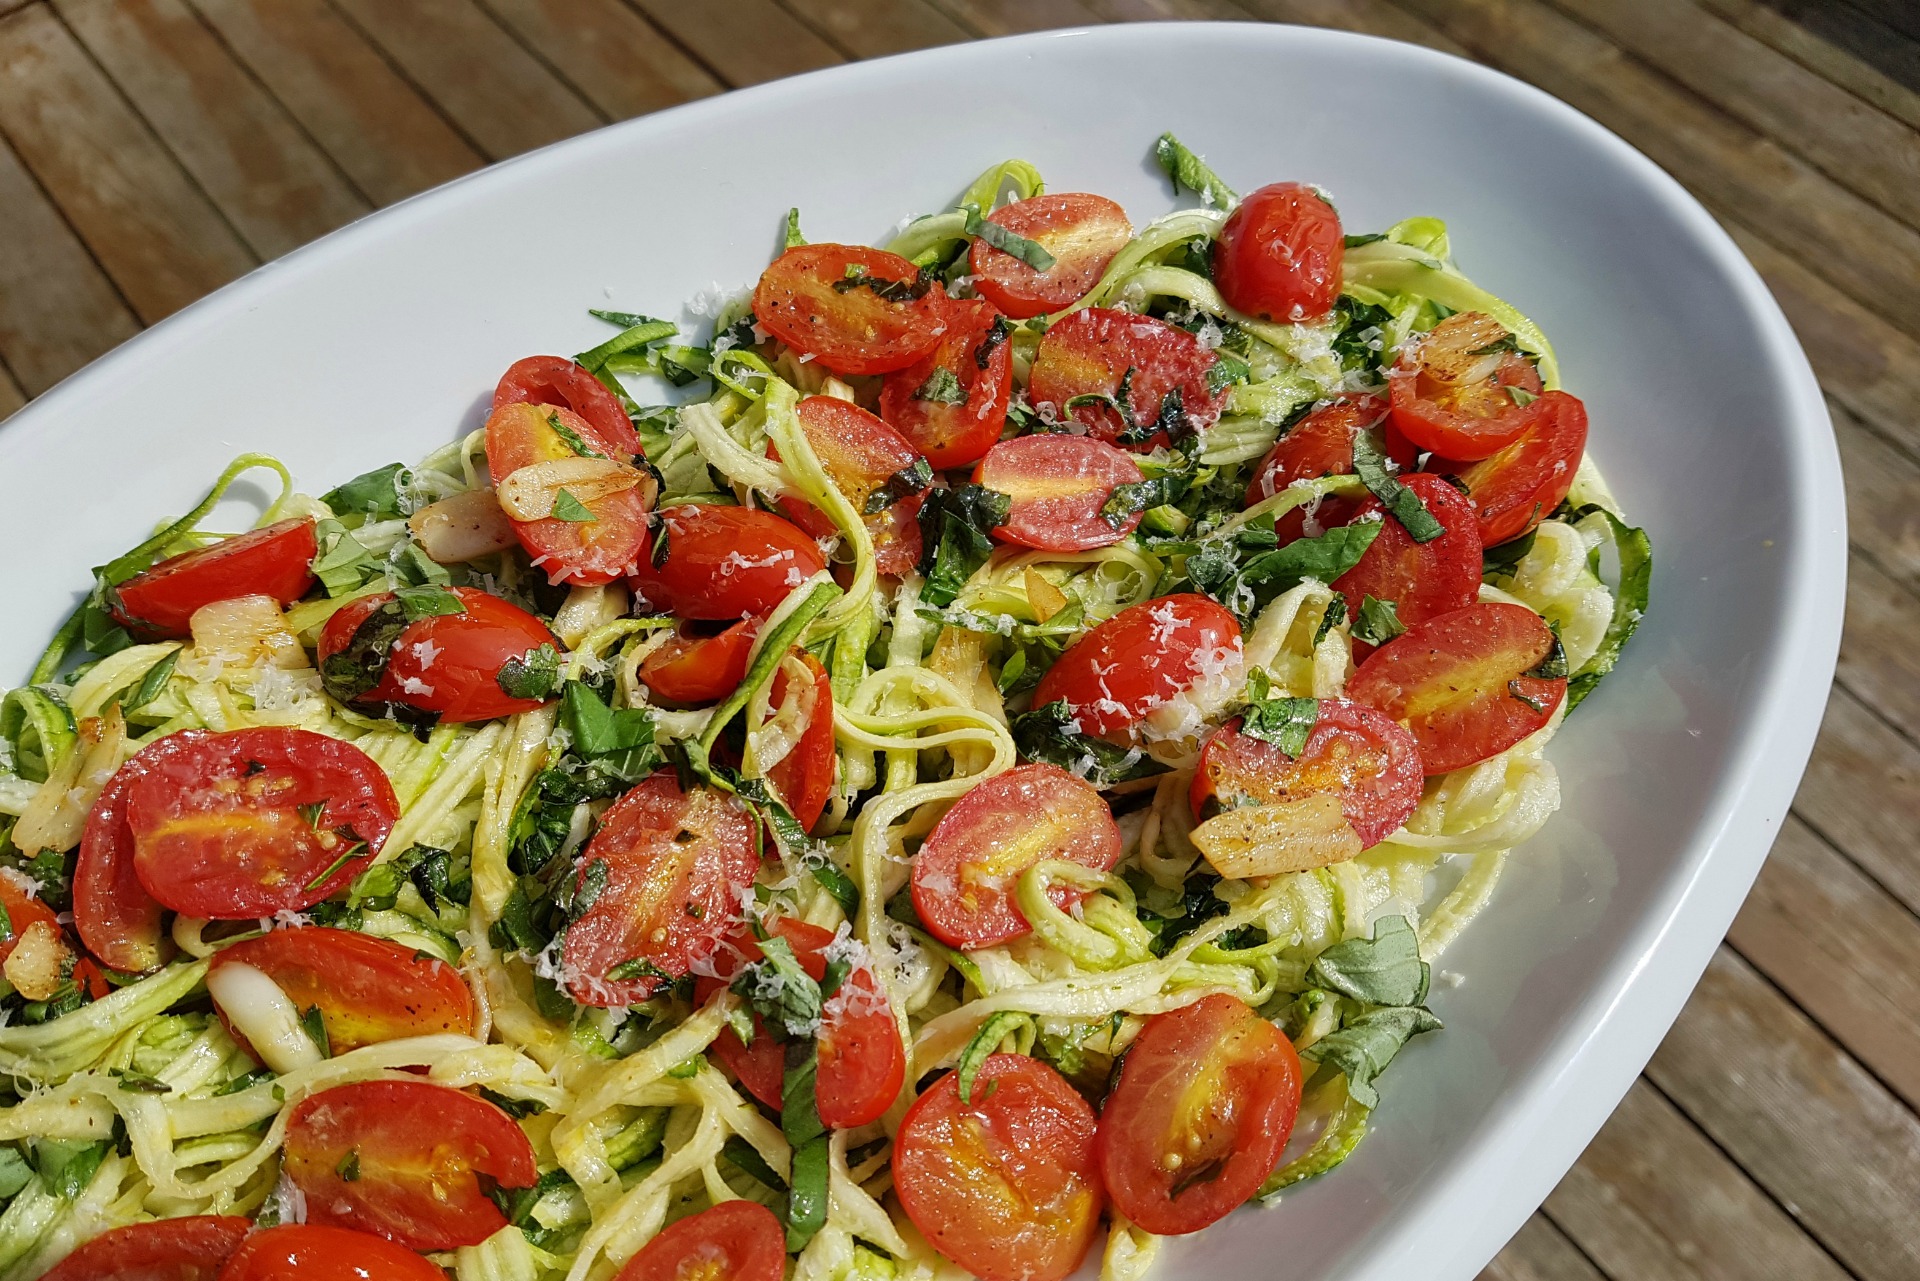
477, 0, 721, 119
624, 0, 841, 86
1700, 0, 1920, 134
779, 0, 970, 58
0, 363, 25, 421
1833, 400, 1920, 589
923, 0, 1103, 37
1794, 682, 1920, 919
1836, 552, 1920, 743
0, 3, 254, 321
1476, 1214, 1605, 1281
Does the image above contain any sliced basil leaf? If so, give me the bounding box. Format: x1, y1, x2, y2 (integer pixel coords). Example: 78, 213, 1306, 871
1239, 693, 1318, 757
1505, 385, 1539, 408
320, 601, 413, 703
309, 519, 382, 597
394, 585, 465, 621
1481, 528, 1537, 579
1152, 132, 1237, 209
577, 318, 676, 374
496, 643, 562, 701
722, 1136, 785, 1189
1565, 505, 1653, 712
1205, 353, 1251, 396
1300, 1006, 1442, 1108
913, 366, 966, 405
117, 649, 179, 714
733, 934, 823, 1040
975, 315, 1013, 369
1312, 595, 1348, 645
1307, 915, 1429, 1007
917, 484, 1012, 608
1343, 232, 1386, 248
322, 463, 412, 520
550, 490, 596, 523
810, 863, 859, 918
782, 1051, 826, 1148
1351, 595, 1405, 646
963, 206, 1057, 271
1351, 429, 1444, 543
862, 457, 934, 516
1010, 700, 1163, 787
300, 1005, 332, 1058
560, 680, 659, 782
1526, 633, 1570, 680
545, 411, 606, 459
832, 266, 936, 304
786, 1133, 831, 1252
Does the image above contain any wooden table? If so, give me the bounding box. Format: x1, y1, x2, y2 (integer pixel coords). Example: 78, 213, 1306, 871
2, 1, 1916, 1276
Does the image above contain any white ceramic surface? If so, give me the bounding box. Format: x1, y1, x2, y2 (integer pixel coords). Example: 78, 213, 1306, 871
0, 22, 1844, 1281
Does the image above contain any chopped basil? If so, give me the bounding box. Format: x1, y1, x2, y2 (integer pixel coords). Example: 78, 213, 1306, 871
782, 1052, 825, 1148
832, 265, 936, 304
1063, 366, 1137, 425
320, 600, 416, 703
36, 1140, 109, 1199
322, 463, 412, 520
732, 933, 824, 1040
917, 484, 1012, 608
1152, 132, 1237, 209
786, 1133, 830, 1252
1481, 528, 1537, 579
1101, 472, 1189, 529
1302, 1006, 1442, 1108
1188, 520, 1382, 618
784, 206, 806, 250
111, 1068, 172, 1094
303, 841, 369, 894
394, 584, 466, 620
1351, 428, 1445, 543
722, 1136, 785, 1190
1352, 595, 1406, 645
1239, 673, 1318, 757
550, 489, 596, 523
569, 858, 609, 920
309, 519, 382, 597
300, 1005, 331, 1058
115, 649, 178, 714
1565, 505, 1653, 711
1010, 700, 1163, 787
606, 955, 670, 984
560, 680, 660, 782
1505, 385, 1539, 408
810, 862, 859, 918
336, 1149, 361, 1182
913, 366, 967, 405
1343, 232, 1387, 248
496, 643, 562, 701
862, 457, 934, 516
1526, 632, 1570, 681
545, 412, 605, 459
1508, 681, 1553, 714
1468, 333, 1521, 356
962, 206, 1057, 271
1308, 915, 1429, 1007
1115, 385, 1191, 448
1205, 352, 1251, 396
975, 315, 1013, 369
1313, 596, 1348, 645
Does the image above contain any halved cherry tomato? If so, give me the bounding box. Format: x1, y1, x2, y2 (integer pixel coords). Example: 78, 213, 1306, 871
879, 297, 1013, 467
628, 504, 825, 621
485, 401, 653, 586
612, 1200, 785, 1281
1, 870, 65, 968
697, 916, 904, 1129
1329, 473, 1482, 640
76, 764, 172, 973
777, 395, 927, 577
764, 651, 835, 833
118, 727, 398, 919
1191, 704, 1423, 847
316, 586, 558, 723
43, 1215, 252, 1281
1348, 602, 1566, 774
1213, 181, 1344, 323
284, 1079, 536, 1251
216, 1224, 444, 1281
1031, 594, 1242, 741
1097, 993, 1302, 1236
493, 353, 640, 459
561, 770, 758, 1006
111, 519, 318, 641
968, 193, 1132, 319
753, 243, 947, 376
1248, 396, 1386, 506
1387, 313, 1544, 461
895, 1054, 1104, 1281
209, 928, 472, 1055
640, 617, 759, 705
1433, 390, 1589, 547
911, 763, 1122, 950
1028, 308, 1228, 450
975, 434, 1144, 552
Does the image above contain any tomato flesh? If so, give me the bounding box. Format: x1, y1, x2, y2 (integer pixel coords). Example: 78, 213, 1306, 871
560, 770, 759, 1006
1097, 993, 1302, 1236
493, 353, 640, 459
976, 434, 1144, 552
485, 401, 653, 586
628, 504, 826, 621
1191, 704, 1423, 847
879, 297, 1014, 468
42, 1215, 251, 1281
74, 763, 172, 973
120, 728, 397, 919
968, 193, 1132, 319
764, 651, 836, 833
1245, 395, 1396, 542
1329, 472, 1483, 640
0, 872, 61, 968
1433, 390, 1589, 547
754, 243, 946, 376
112, 519, 318, 641
217, 1225, 448, 1281
611, 1200, 786, 1281
1213, 182, 1344, 322
209, 927, 472, 1055
895, 1054, 1104, 1281
777, 395, 926, 578
640, 617, 759, 705
1387, 313, 1544, 460
316, 586, 558, 723
911, 763, 1122, 950
1347, 602, 1566, 774
1031, 594, 1242, 741
1028, 308, 1228, 450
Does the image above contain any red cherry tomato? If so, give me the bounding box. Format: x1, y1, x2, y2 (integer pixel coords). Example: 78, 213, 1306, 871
628, 505, 826, 621
911, 763, 1122, 950
611, 1200, 786, 1281
492, 353, 640, 459
116, 728, 397, 919
894, 1054, 1104, 1281
560, 771, 758, 1006
1245, 395, 1404, 542
0, 872, 62, 967
75, 763, 172, 973
216, 1224, 445, 1281
968, 193, 1132, 319
1213, 182, 1344, 322
879, 297, 1013, 468
1031, 594, 1242, 741
1329, 473, 1483, 643
42, 1215, 252, 1281
1097, 993, 1302, 1236
111, 519, 318, 641
1386, 313, 1544, 460
1348, 602, 1566, 774
640, 617, 759, 705
316, 586, 557, 723
753, 244, 947, 376
284, 1079, 536, 1251
777, 396, 927, 578
1432, 390, 1589, 547
764, 651, 836, 833
209, 928, 473, 1056
975, 434, 1144, 552
485, 401, 653, 586
1191, 704, 1423, 847
697, 916, 904, 1129
1028, 308, 1228, 450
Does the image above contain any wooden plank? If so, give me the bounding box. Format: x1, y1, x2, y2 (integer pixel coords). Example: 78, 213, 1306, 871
1700, 0, 1920, 135
1543, 1076, 1851, 1281
922, 0, 1103, 37
1646, 948, 1920, 1281
1083, 0, 1256, 19
54, 0, 367, 258
624, 0, 841, 87
477, 0, 721, 119
188, 0, 482, 206
1728, 816, 1920, 1113
1836, 552, 1920, 744
779, 0, 971, 59
1477, 1214, 1606, 1281
1543, 0, 1920, 234
0, 363, 26, 421
1387, 0, 1920, 345
1794, 682, 1920, 920
328, 0, 601, 160
0, 4, 253, 323
0, 131, 141, 394
1833, 400, 1920, 590
1226, 1, 1478, 80
1840, 0, 1920, 47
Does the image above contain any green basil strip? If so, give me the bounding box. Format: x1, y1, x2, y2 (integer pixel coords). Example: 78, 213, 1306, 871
0, 687, 78, 783
782, 1051, 826, 1148
1239, 693, 1318, 758
1565, 505, 1653, 711
1351, 595, 1406, 646
1153, 133, 1238, 209
862, 457, 934, 516
722, 1135, 785, 1189
956, 1011, 1031, 1104
810, 862, 859, 918
1299, 1005, 1441, 1108
693, 581, 842, 771
1306, 915, 1429, 1007
962, 207, 1057, 272
322, 463, 412, 520
577, 318, 678, 373
320, 601, 416, 703
1351, 429, 1444, 543
785, 1133, 831, 1252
